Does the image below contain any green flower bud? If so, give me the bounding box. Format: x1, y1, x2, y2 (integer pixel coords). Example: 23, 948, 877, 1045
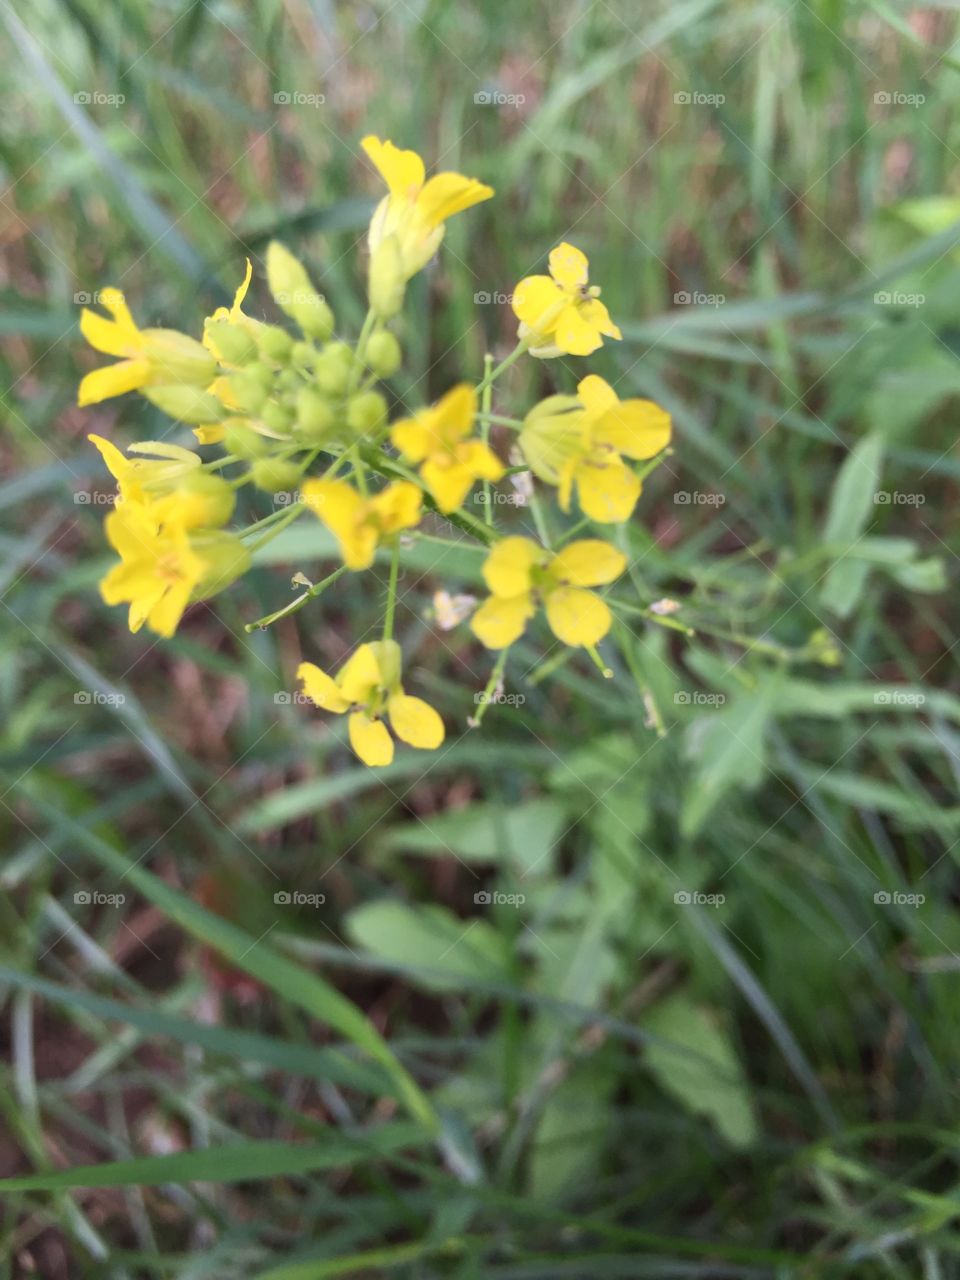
364, 330, 402, 378
223, 422, 271, 459
143, 385, 225, 424
314, 342, 354, 396
368, 638, 402, 691
368, 236, 405, 320
296, 387, 336, 440
206, 320, 258, 365
347, 390, 388, 436
250, 457, 303, 494
261, 400, 294, 433
291, 341, 316, 368
518, 395, 583, 483
141, 329, 217, 388
276, 369, 302, 392
266, 241, 334, 340
258, 324, 294, 363
175, 471, 236, 527
227, 368, 271, 414
191, 531, 252, 600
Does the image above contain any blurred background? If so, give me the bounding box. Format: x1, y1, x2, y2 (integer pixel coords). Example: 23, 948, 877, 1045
1, 0, 959, 1275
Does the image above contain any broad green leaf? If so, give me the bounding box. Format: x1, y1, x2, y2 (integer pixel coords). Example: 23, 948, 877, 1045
345, 901, 510, 992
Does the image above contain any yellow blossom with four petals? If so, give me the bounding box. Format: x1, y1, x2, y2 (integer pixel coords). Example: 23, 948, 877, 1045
471, 536, 627, 650
512, 243, 622, 358
302, 478, 422, 570
298, 639, 444, 767
391, 384, 504, 513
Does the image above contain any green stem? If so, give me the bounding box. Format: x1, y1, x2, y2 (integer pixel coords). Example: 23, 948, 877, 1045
471, 647, 510, 726
351, 308, 377, 392
242, 501, 305, 553
245, 565, 349, 632
480, 353, 494, 528
383, 538, 400, 641
474, 339, 527, 394
477, 412, 523, 430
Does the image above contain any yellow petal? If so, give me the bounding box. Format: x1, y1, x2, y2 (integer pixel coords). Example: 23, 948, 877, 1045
470, 593, 535, 649
511, 275, 564, 330
549, 242, 590, 292
193, 424, 226, 445
554, 304, 603, 357
88, 433, 129, 484
390, 417, 433, 462
231, 258, 253, 318
459, 440, 505, 482
597, 399, 671, 459
361, 136, 425, 197
388, 694, 445, 749
298, 661, 350, 713
349, 712, 394, 767
580, 297, 621, 340
550, 539, 627, 587
337, 644, 382, 703
80, 308, 139, 358
302, 480, 371, 567
371, 481, 422, 534
421, 458, 475, 514
433, 382, 477, 444
417, 173, 494, 230
545, 585, 612, 647
482, 536, 541, 598
575, 457, 641, 523
78, 358, 153, 406
577, 374, 619, 416
147, 580, 193, 638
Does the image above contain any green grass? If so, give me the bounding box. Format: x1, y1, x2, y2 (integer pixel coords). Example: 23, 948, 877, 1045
1, 0, 959, 1275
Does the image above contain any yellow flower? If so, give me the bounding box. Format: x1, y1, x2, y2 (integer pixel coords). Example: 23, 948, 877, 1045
98, 500, 249, 638
520, 375, 672, 523
471, 536, 626, 650
78, 289, 215, 407
511, 243, 622, 357
89, 435, 235, 528
203, 259, 257, 358
361, 136, 494, 280
391, 384, 504, 513
302, 478, 422, 570
298, 639, 444, 767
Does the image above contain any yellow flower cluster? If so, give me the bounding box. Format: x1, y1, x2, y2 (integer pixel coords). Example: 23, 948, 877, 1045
77, 136, 672, 766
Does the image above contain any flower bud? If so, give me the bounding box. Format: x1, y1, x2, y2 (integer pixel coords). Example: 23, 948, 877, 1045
291, 341, 317, 368
261, 400, 295, 433
518, 395, 583, 483
141, 329, 216, 387
296, 387, 336, 440
191, 531, 252, 600
143, 385, 225, 424
347, 390, 388, 436
266, 242, 334, 340
223, 422, 271, 459
369, 638, 402, 691
206, 320, 258, 365
227, 368, 272, 414
365, 330, 402, 377
250, 457, 302, 494
368, 236, 406, 320
315, 342, 355, 396
164, 472, 236, 528
258, 324, 294, 362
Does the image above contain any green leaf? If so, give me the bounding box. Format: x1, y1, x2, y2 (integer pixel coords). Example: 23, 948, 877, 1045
345, 901, 510, 992
820, 434, 885, 616
643, 996, 758, 1149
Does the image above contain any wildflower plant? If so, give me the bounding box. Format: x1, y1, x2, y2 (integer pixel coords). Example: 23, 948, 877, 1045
79, 134, 787, 767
